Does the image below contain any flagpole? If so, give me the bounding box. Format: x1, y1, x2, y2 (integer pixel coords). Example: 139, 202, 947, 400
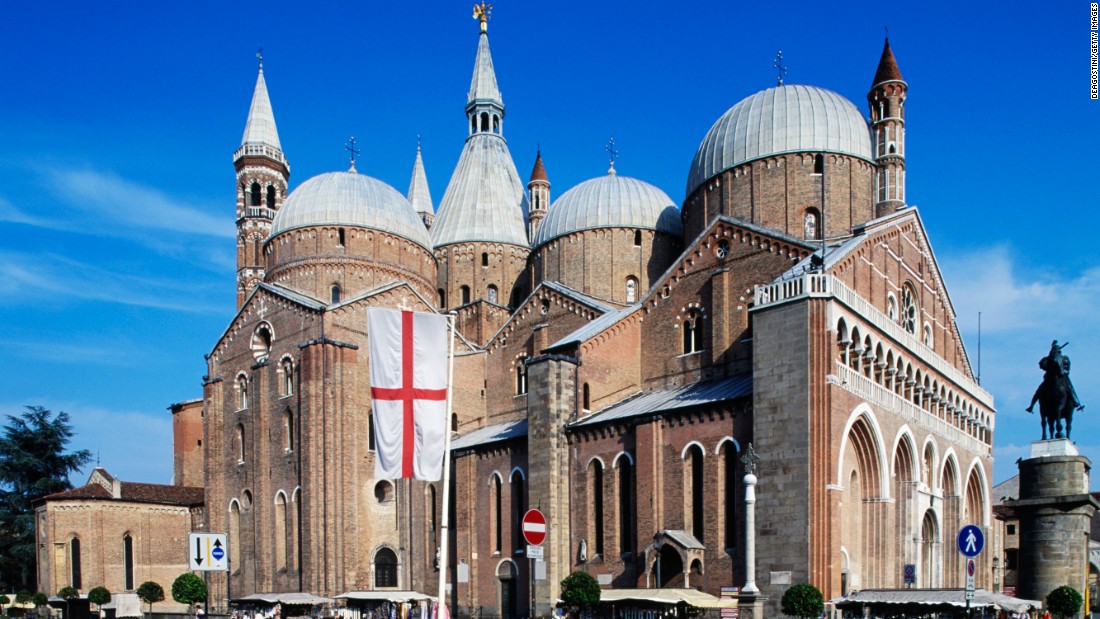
437, 312, 457, 618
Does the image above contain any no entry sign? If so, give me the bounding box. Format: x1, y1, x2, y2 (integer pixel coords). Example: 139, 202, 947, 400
522, 509, 547, 546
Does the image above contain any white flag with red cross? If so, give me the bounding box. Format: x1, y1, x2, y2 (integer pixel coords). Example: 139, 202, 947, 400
367, 308, 449, 481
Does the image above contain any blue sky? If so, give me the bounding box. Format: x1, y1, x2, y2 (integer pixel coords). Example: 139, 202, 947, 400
0, 1, 1096, 489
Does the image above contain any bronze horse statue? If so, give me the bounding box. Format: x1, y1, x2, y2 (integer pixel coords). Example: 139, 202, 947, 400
1026, 340, 1084, 440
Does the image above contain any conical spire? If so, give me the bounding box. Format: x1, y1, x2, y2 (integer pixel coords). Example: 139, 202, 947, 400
871, 38, 904, 86
467, 30, 503, 107
529, 150, 548, 184
407, 138, 434, 217
241, 57, 283, 151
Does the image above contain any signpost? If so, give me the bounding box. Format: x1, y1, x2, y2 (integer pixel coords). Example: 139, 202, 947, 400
903, 563, 916, 586
522, 510, 546, 619
957, 525, 984, 617
189, 533, 229, 572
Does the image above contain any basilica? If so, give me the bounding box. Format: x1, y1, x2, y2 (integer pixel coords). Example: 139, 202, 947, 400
37, 10, 995, 619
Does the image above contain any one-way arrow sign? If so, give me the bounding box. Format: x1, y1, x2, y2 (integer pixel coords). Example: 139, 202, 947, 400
189, 533, 229, 571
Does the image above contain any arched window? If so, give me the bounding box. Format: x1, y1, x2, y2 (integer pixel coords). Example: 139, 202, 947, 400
803, 208, 821, 240
482, 252, 489, 267
451, 413, 458, 433
515, 358, 528, 395
625, 277, 637, 303
493, 115, 500, 133
438, 288, 446, 308
886, 293, 898, 321
923, 323, 934, 348
588, 460, 604, 557
374, 481, 394, 503
813, 154, 825, 174
374, 548, 398, 587
491, 475, 503, 552
511, 470, 526, 550
331, 284, 341, 304
229, 501, 241, 568
618, 456, 634, 556
480, 112, 489, 132
250, 182, 262, 207
634, 230, 642, 246
275, 493, 287, 570
123, 534, 134, 590
283, 411, 293, 452
368, 413, 376, 451
683, 310, 701, 354
237, 375, 248, 409
266, 185, 276, 209
236, 424, 245, 463
337, 227, 346, 247
428, 485, 437, 532
251, 324, 272, 361
281, 358, 294, 396
721, 442, 737, 551
461, 285, 471, 305
582, 383, 591, 411
70, 537, 82, 589
901, 283, 918, 334
487, 285, 498, 304
686, 445, 705, 542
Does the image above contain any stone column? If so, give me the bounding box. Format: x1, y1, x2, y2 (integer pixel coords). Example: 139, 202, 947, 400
1004, 440, 1098, 604
739, 444, 766, 619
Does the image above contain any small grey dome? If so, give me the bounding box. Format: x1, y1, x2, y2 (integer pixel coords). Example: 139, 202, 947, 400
687, 85, 872, 196
533, 173, 682, 248
271, 171, 431, 250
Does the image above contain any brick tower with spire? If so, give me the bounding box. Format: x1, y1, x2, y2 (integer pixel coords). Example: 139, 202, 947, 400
868, 38, 907, 217
527, 151, 549, 240
234, 54, 290, 308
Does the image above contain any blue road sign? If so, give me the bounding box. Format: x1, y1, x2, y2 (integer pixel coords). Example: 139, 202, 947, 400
957, 524, 984, 557
212, 545, 225, 561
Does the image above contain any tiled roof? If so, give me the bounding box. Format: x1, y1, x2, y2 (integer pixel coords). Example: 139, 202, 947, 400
872, 38, 905, 86
529, 151, 548, 184
41, 481, 203, 507
450, 418, 527, 451
570, 374, 752, 427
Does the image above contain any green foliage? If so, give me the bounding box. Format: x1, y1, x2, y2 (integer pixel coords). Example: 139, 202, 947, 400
0, 406, 92, 591
136, 582, 164, 612
1046, 585, 1083, 619
559, 571, 601, 612
87, 587, 111, 608
0, 594, 9, 608
15, 591, 32, 606
781, 583, 824, 619
171, 573, 208, 605
31, 593, 47, 607
57, 587, 78, 602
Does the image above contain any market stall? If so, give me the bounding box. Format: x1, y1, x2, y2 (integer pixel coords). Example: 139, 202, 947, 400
579, 588, 736, 619
335, 591, 433, 619
828, 588, 1041, 619
232, 592, 336, 619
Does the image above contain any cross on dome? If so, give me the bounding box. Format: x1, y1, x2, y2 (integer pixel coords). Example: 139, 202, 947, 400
345, 136, 361, 173
605, 137, 619, 175
774, 50, 788, 86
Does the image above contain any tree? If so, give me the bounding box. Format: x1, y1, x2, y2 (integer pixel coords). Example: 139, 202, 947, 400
781, 583, 824, 619
559, 571, 600, 617
171, 573, 207, 606
0, 593, 10, 615
1046, 585, 1083, 619
31, 594, 47, 607
0, 406, 92, 591
58, 586, 78, 619
87, 587, 111, 612
136, 582, 164, 614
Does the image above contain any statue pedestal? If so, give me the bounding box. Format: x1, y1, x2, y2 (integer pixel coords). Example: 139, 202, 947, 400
735, 593, 766, 619
1003, 441, 1097, 604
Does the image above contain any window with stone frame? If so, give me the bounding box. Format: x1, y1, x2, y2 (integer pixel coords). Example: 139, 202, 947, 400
682, 310, 702, 354
625, 277, 637, 303
374, 547, 398, 587
280, 357, 294, 396
237, 375, 248, 410
901, 283, 918, 334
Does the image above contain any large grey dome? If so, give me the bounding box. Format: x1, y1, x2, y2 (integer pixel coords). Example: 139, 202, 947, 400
533, 172, 682, 248
271, 171, 431, 250
686, 85, 872, 196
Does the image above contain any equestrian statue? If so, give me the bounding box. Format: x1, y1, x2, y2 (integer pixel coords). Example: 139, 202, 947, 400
1026, 340, 1084, 440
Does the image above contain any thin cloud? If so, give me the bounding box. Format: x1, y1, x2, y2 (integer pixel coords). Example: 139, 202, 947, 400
0, 250, 224, 313
45, 167, 232, 238
0, 339, 134, 366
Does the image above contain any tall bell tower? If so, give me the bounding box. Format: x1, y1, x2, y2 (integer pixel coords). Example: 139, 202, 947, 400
868, 38, 906, 217
234, 53, 290, 308
527, 150, 549, 240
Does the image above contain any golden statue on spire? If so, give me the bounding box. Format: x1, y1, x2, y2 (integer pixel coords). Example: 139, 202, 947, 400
473, 2, 492, 33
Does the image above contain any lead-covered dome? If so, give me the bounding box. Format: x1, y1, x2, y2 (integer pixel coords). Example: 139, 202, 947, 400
686, 85, 872, 196
271, 171, 431, 250
533, 172, 682, 248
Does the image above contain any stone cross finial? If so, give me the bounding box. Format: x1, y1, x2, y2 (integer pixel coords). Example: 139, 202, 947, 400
473, 3, 492, 33
774, 50, 788, 86
741, 442, 760, 475
257, 48, 264, 69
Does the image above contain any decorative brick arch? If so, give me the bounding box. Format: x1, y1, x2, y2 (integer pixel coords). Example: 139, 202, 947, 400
835, 404, 890, 499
